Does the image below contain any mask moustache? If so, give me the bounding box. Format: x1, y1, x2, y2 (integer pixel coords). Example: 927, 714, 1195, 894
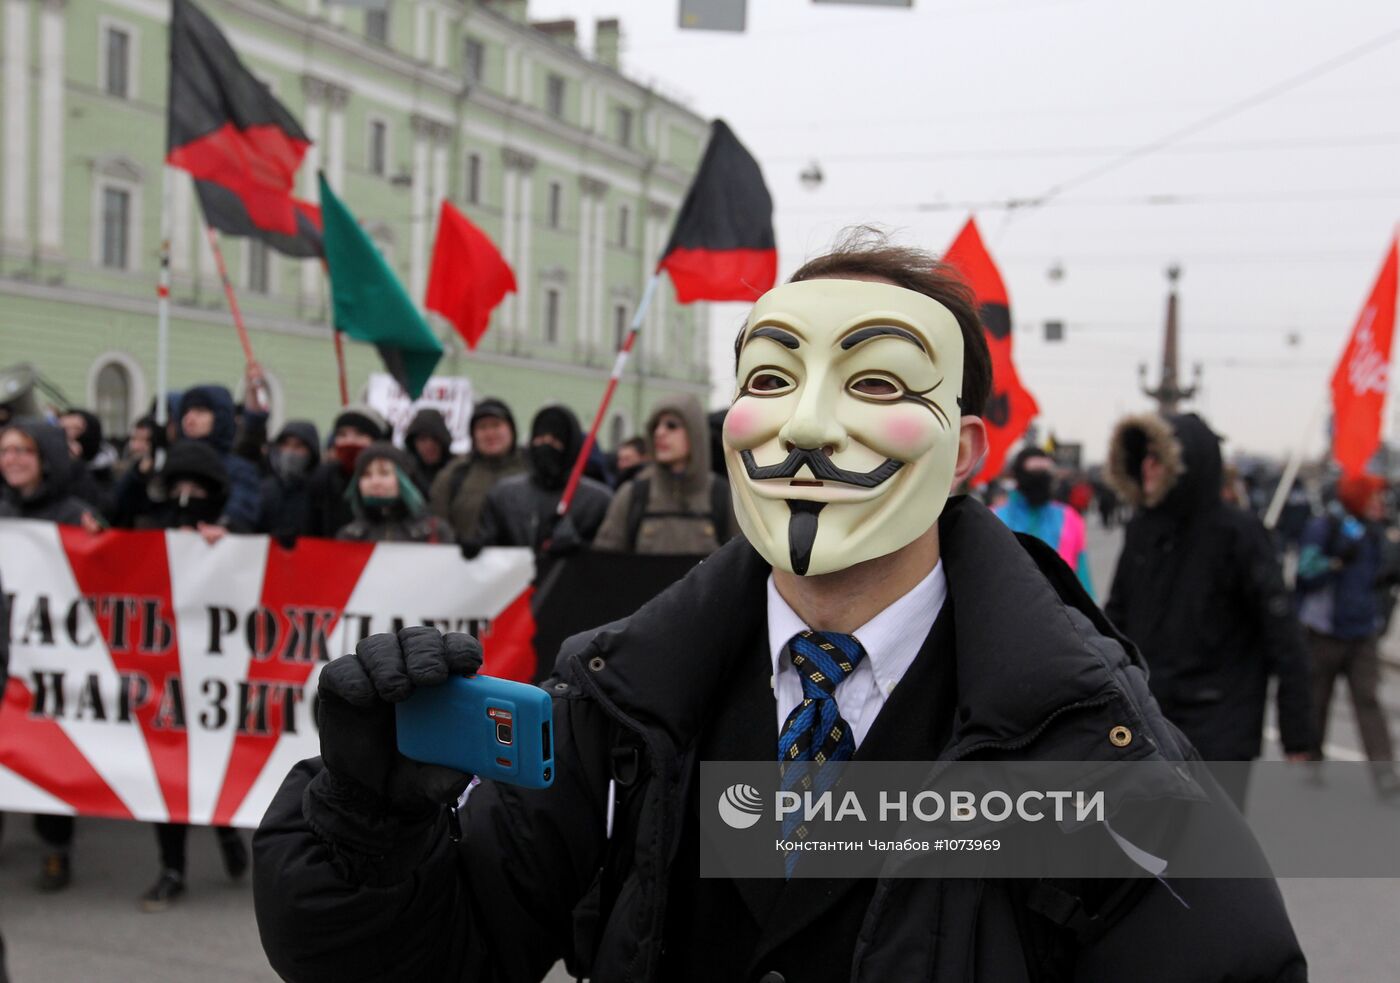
1019, 471, 1054, 507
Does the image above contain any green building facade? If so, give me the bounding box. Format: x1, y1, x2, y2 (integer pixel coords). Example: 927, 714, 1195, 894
0, 0, 712, 446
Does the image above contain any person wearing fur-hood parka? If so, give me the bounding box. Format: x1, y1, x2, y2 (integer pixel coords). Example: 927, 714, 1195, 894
1103, 411, 1313, 803
592, 393, 736, 555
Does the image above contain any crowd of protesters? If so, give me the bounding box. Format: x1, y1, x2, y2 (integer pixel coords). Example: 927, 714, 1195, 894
2, 362, 1398, 934
0, 367, 734, 917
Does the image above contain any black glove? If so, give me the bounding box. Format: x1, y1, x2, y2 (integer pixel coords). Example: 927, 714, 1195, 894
459, 538, 483, 560
317, 627, 482, 817
544, 513, 582, 556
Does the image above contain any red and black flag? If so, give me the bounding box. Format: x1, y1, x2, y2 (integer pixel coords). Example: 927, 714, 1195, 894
942, 216, 1039, 484
167, 0, 322, 257
657, 119, 776, 302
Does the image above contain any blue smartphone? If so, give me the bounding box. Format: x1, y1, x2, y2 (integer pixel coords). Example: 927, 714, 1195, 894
396, 675, 555, 789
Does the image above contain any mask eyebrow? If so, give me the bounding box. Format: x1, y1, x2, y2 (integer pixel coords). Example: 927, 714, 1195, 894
745, 325, 802, 350
840, 324, 927, 354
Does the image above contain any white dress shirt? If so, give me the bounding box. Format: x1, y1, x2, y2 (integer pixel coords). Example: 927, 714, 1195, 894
767, 561, 947, 750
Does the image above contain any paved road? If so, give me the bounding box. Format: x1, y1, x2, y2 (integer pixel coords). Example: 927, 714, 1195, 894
2, 523, 1396, 981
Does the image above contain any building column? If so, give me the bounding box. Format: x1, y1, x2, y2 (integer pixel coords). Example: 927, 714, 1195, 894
645, 201, 670, 358
325, 81, 349, 192
591, 194, 608, 348
3, 0, 32, 252
171, 168, 193, 277
37, 0, 63, 257
576, 181, 593, 356
299, 76, 329, 308
409, 121, 430, 303
433, 8, 448, 67
502, 148, 536, 338
414, 1, 428, 61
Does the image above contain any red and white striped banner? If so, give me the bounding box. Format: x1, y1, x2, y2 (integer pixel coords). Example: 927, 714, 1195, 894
0, 520, 534, 828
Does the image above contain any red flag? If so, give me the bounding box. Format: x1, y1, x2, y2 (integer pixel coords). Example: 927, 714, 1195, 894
1331, 236, 1398, 477
942, 217, 1038, 484
424, 200, 517, 350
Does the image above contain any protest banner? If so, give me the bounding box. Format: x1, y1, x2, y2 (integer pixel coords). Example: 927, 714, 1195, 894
365, 372, 476, 453
0, 520, 533, 828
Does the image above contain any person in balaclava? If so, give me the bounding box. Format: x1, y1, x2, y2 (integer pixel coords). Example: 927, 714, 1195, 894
130, 439, 249, 910
304, 404, 389, 539
1295, 474, 1400, 798
993, 446, 1094, 596
1105, 411, 1313, 807
404, 407, 456, 492
593, 393, 736, 555
337, 442, 454, 544
255, 235, 1305, 982
0, 418, 103, 891
467, 404, 612, 555
256, 420, 321, 544
430, 398, 527, 544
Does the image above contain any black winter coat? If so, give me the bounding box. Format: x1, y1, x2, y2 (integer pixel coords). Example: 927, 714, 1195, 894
254, 498, 1306, 983
0, 418, 99, 525
1105, 413, 1312, 760
304, 460, 354, 539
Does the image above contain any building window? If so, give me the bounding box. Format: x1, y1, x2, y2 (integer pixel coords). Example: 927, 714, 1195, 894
368, 119, 388, 177
543, 288, 561, 344
94, 361, 132, 439
617, 205, 630, 249
100, 186, 131, 269
465, 153, 482, 204
615, 106, 634, 148
366, 6, 389, 44
464, 37, 485, 83
103, 26, 132, 98
548, 181, 562, 229
545, 74, 565, 119
613, 303, 629, 350
247, 239, 271, 295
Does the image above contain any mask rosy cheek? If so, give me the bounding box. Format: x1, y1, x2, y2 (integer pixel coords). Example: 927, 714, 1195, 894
879, 412, 937, 458
723, 402, 768, 447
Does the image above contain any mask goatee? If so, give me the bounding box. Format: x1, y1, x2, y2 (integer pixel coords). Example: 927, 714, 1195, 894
786, 500, 825, 576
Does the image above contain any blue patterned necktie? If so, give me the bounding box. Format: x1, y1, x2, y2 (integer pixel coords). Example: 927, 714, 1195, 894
777, 629, 866, 875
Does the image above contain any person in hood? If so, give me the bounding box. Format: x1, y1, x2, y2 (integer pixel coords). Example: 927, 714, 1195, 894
404, 408, 455, 492
593, 393, 736, 555
131, 440, 249, 909
256, 420, 321, 545
172, 385, 261, 531
1105, 412, 1312, 806
337, 442, 454, 544
0, 418, 103, 891
255, 239, 1305, 983
1295, 474, 1400, 797
305, 405, 388, 539
429, 398, 526, 544
59, 408, 118, 514
115, 414, 158, 482
469, 404, 611, 556
993, 446, 1094, 596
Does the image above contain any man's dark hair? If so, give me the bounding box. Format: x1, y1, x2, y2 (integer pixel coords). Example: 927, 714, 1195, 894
735, 229, 993, 418
620, 436, 647, 455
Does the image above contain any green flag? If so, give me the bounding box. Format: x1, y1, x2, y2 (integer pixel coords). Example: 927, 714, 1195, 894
319, 173, 442, 399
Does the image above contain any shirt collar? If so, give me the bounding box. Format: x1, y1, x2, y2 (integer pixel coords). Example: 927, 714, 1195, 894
766, 560, 948, 689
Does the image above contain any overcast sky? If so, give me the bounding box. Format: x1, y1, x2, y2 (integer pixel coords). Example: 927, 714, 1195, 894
532, 0, 1400, 462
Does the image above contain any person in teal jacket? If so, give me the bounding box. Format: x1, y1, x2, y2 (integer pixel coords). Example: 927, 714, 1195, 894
994, 447, 1095, 598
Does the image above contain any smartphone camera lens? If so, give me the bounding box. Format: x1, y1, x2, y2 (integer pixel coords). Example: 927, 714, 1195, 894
495, 721, 513, 745
542, 767, 552, 782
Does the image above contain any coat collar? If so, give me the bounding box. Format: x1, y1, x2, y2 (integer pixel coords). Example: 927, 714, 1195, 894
565, 496, 1141, 761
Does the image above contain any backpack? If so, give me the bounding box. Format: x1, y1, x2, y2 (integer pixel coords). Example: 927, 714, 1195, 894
624, 474, 731, 552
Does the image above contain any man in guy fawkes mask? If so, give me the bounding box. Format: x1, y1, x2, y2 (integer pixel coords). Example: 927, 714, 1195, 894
255, 236, 1305, 983
255, 420, 320, 545
466, 403, 612, 557
993, 446, 1095, 596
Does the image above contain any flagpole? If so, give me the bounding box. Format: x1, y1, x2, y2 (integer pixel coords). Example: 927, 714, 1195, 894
205, 227, 257, 366
155, 165, 173, 430
1264, 387, 1329, 530
556, 271, 664, 518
